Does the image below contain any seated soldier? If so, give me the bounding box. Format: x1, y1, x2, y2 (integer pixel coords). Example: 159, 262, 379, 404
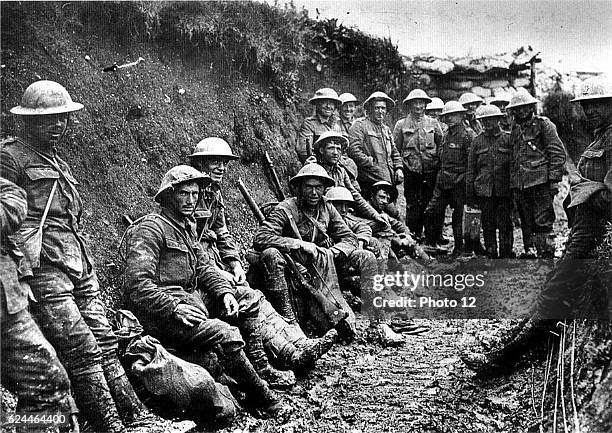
367, 181, 432, 269
187, 137, 337, 370
122, 165, 289, 416
253, 164, 377, 340
324, 186, 406, 346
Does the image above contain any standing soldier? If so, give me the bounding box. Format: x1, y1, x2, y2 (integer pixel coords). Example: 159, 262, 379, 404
123, 165, 289, 415
1, 177, 78, 433
424, 101, 476, 256
507, 91, 566, 259
462, 76, 612, 372
393, 89, 445, 241
1, 81, 155, 432
337, 92, 360, 180
466, 105, 514, 259
188, 137, 337, 372
348, 91, 404, 202
489, 93, 512, 132
459, 92, 484, 135
296, 88, 343, 164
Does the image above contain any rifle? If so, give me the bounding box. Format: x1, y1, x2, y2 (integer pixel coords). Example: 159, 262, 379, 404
237, 177, 348, 327
264, 151, 286, 201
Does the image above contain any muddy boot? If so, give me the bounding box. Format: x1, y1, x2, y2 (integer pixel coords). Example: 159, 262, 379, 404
242, 317, 296, 388
461, 318, 553, 374
265, 274, 298, 324
71, 371, 125, 433
223, 350, 291, 417
102, 357, 153, 426
290, 328, 338, 370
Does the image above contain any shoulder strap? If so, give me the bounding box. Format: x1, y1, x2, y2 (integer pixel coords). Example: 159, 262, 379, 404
38, 180, 58, 234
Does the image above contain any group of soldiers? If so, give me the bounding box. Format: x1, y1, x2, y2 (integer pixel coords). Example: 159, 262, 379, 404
1, 74, 610, 431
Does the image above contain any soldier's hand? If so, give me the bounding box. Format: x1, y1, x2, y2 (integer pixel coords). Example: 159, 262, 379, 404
395, 169, 404, 184
230, 261, 247, 285
298, 240, 318, 257
173, 303, 207, 327
222, 293, 239, 317
375, 213, 390, 228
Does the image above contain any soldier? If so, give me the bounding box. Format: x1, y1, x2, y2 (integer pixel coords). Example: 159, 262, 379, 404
393, 89, 445, 242
489, 93, 512, 132
310, 131, 386, 225
337, 92, 360, 179
122, 165, 289, 415
325, 186, 407, 346
348, 91, 404, 204
424, 101, 476, 256
425, 97, 449, 134
459, 92, 484, 135
188, 137, 337, 371
462, 76, 612, 372
466, 105, 514, 259
253, 164, 363, 339
2, 80, 154, 432
296, 88, 343, 164
1, 177, 78, 433
507, 91, 566, 259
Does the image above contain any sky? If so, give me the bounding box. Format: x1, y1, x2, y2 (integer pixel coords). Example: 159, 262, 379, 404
273, 0, 612, 74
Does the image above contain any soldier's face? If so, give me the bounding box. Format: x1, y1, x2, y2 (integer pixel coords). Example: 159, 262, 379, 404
491, 101, 508, 113
511, 105, 535, 121
332, 201, 349, 216
580, 99, 612, 129
426, 109, 441, 120
369, 101, 387, 124
316, 99, 337, 118
198, 158, 230, 183
464, 102, 481, 116
300, 178, 325, 207
340, 102, 356, 120
319, 141, 342, 165
443, 113, 463, 127
409, 99, 427, 116
171, 182, 200, 217
25, 114, 69, 146
481, 117, 500, 131
371, 189, 390, 212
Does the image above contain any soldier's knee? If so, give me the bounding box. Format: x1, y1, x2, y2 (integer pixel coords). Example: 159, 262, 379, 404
212, 321, 245, 355
260, 248, 286, 273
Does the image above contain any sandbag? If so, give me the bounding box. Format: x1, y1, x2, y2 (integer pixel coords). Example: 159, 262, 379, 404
125, 335, 239, 423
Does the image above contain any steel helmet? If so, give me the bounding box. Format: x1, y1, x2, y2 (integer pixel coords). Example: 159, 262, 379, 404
10, 80, 84, 116
441, 101, 467, 116
309, 88, 341, 105
155, 165, 211, 202
571, 76, 612, 103
458, 93, 483, 107
402, 89, 432, 104
313, 130, 349, 153
426, 97, 444, 111
489, 94, 511, 107
371, 180, 398, 202
289, 163, 335, 188
506, 91, 538, 109
325, 186, 354, 203
475, 104, 504, 119
363, 91, 395, 108
339, 93, 359, 105
189, 137, 239, 160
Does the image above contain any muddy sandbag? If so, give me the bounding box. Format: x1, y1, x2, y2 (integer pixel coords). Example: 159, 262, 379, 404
125, 335, 239, 424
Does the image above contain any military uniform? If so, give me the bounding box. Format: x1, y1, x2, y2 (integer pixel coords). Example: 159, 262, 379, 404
511, 115, 566, 256
348, 117, 403, 197
338, 118, 359, 180
296, 114, 342, 163
393, 113, 444, 236
253, 197, 362, 334
1, 138, 137, 431
464, 117, 484, 136
466, 129, 514, 257
1, 177, 75, 432
425, 123, 475, 250
536, 122, 612, 318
